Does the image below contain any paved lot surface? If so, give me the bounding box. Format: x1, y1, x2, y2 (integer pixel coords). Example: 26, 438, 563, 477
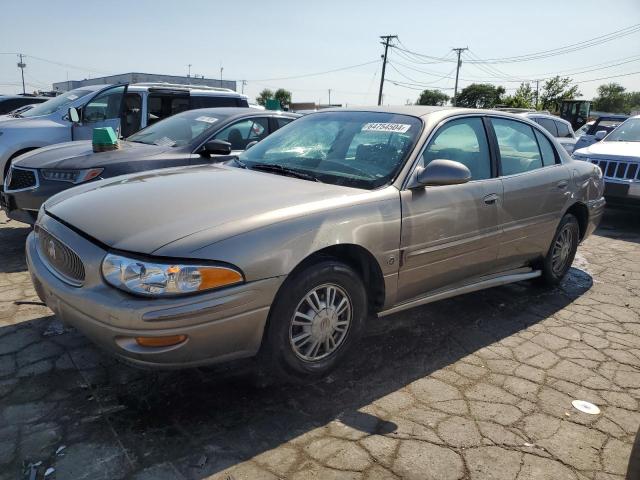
0, 209, 639, 480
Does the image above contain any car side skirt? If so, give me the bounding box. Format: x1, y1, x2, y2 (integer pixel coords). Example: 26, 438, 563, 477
378, 267, 541, 317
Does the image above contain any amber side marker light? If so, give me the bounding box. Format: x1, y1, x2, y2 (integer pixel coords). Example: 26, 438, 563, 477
135, 335, 187, 348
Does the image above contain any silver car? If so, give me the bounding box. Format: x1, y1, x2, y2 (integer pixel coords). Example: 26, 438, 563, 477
26, 107, 605, 379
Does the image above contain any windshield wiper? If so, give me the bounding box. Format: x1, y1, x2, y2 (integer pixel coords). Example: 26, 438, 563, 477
249, 163, 321, 182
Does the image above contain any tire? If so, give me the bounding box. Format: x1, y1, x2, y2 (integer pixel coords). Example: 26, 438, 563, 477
261, 259, 367, 381
540, 213, 580, 285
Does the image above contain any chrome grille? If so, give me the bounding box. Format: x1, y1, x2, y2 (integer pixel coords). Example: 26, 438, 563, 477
6, 167, 37, 191
590, 159, 640, 181
36, 226, 85, 286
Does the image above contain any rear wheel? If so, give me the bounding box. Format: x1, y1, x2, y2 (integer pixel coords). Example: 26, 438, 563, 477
540, 213, 580, 285
262, 259, 366, 381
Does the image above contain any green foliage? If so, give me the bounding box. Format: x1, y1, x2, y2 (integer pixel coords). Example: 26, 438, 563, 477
592, 83, 640, 114
456, 83, 506, 109
502, 83, 536, 109
416, 89, 450, 106
256, 89, 274, 107
539, 76, 580, 112
274, 88, 292, 108
256, 88, 292, 108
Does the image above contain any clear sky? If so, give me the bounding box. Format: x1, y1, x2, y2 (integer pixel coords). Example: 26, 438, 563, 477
1, 0, 639, 105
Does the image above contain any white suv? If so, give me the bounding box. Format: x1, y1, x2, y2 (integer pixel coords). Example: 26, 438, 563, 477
0, 83, 249, 182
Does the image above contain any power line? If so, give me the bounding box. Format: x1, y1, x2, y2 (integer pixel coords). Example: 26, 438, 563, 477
392, 24, 640, 66
247, 59, 380, 82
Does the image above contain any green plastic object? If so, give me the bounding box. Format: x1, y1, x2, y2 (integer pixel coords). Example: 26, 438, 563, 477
265, 99, 281, 111
92, 127, 118, 146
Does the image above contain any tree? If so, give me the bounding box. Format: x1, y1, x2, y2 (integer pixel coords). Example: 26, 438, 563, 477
274, 88, 292, 108
502, 82, 536, 109
256, 89, 274, 106
456, 83, 506, 109
593, 83, 630, 113
539, 76, 580, 112
416, 89, 450, 106
627, 91, 640, 113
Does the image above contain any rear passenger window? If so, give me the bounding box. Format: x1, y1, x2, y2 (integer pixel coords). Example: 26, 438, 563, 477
276, 117, 293, 129
536, 118, 558, 137
191, 96, 240, 108
422, 117, 491, 180
555, 121, 571, 138
534, 130, 557, 167
491, 118, 543, 175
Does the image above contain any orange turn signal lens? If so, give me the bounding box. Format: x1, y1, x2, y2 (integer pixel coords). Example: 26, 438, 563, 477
135, 335, 187, 348
197, 267, 243, 291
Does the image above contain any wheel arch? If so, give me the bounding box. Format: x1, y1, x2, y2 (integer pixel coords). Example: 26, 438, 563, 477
565, 201, 589, 241
291, 244, 386, 313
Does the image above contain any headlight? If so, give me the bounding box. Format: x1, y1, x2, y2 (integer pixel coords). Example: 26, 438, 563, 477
41, 168, 103, 184
101, 253, 243, 297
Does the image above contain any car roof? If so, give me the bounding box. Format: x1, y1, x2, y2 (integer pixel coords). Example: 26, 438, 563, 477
178, 107, 299, 118
596, 114, 629, 120
520, 112, 572, 124
309, 105, 541, 122
0, 95, 50, 101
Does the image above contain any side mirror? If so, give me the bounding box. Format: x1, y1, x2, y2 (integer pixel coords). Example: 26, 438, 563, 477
594, 130, 607, 141
200, 139, 232, 156
68, 107, 80, 123
245, 140, 258, 150
414, 159, 471, 187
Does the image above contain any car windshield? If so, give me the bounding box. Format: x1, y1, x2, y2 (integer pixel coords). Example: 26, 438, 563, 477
238, 111, 422, 189
21, 89, 93, 117
604, 118, 640, 142
127, 110, 232, 147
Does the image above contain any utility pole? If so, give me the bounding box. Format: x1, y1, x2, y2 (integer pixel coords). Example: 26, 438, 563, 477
452, 47, 468, 106
220, 66, 224, 86
535, 79, 540, 110
17, 54, 26, 94
328, 89, 331, 106
378, 35, 397, 106
241, 80, 247, 94
187, 64, 192, 78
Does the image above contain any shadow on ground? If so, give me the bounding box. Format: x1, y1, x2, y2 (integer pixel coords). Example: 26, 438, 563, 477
0, 253, 592, 479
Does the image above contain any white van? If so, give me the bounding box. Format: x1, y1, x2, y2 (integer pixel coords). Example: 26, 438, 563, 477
0, 83, 249, 182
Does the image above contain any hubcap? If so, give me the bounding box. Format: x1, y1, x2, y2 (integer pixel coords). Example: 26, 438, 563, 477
289, 283, 352, 362
551, 225, 574, 275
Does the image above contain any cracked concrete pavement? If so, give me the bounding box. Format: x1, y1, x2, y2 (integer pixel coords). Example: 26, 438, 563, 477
0, 209, 639, 479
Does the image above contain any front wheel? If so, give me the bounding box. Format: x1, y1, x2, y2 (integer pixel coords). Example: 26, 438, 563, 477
540, 213, 580, 285
262, 259, 367, 381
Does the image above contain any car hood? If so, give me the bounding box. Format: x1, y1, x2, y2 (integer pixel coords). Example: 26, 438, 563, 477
45, 164, 367, 254
14, 140, 169, 169
575, 141, 640, 160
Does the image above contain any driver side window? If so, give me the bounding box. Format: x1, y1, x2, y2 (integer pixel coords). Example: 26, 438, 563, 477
422, 117, 491, 181
213, 118, 269, 150
83, 86, 126, 123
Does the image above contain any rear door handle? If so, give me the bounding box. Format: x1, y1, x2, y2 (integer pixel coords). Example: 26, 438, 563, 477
557, 180, 569, 189
483, 193, 498, 205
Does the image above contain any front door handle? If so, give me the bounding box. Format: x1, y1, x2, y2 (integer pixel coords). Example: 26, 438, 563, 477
483, 193, 498, 205
557, 180, 569, 189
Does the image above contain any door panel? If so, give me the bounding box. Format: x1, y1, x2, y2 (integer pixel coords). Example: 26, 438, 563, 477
73, 85, 127, 140
397, 116, 502, 303
490, 117, 571, 268
398, 180, 503, 302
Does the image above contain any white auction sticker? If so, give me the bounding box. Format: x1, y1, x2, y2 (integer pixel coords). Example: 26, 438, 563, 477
195, 116, 219, 124
66, 95, 78, 100
362, 122, 411, 133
